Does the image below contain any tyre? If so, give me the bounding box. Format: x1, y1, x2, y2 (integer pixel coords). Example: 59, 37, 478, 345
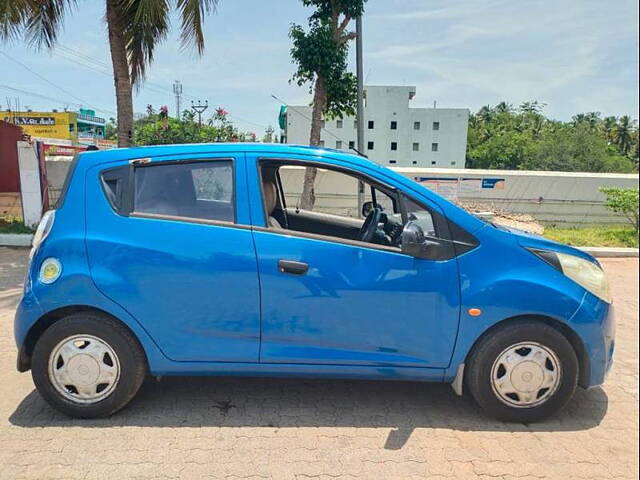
466, 320, 578, 422
31, 312, 147, 418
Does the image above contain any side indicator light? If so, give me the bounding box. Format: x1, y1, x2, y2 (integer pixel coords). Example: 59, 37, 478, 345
468, 308, 482, 317
39, 258, 62, 284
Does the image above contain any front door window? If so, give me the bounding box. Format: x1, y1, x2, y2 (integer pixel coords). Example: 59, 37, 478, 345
261, 162, 435, 250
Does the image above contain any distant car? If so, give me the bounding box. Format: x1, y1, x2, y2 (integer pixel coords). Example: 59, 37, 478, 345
15, 144, 614, 421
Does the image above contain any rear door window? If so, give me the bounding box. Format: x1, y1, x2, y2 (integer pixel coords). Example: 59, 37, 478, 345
134, 160, 234, 222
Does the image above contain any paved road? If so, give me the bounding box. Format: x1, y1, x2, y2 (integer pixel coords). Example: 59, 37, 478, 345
0, 247, 638, 479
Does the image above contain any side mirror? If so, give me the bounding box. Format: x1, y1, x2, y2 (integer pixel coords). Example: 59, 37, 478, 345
401, 221, 442, 259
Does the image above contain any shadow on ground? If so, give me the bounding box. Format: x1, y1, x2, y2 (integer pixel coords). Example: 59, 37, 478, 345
9, 376, 608, 449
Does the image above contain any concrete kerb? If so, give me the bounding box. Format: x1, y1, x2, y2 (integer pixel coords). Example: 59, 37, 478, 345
0, 234, 32, 247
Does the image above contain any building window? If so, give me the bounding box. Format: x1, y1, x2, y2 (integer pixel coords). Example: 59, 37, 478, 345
353, 120, 358, 129
320, 120, 325, 128
413, 121, 421, 130
368, 120, 374, 129
367, 141, 374, 150
336, 119, 343, 128
412, 161, 417, 165
451, 161, 456, 165
319, 140, 325, 147
412, 142, 419, 151
336, 140, 342, 149
390, 120, 397, 130
389, 160, 397, 164
69, 124, 75, 132
432, 143, 438, 152
433, 121, 440, 131
431, 161, 436, 165
348, 141, 355, 149
391, 142, 398, 151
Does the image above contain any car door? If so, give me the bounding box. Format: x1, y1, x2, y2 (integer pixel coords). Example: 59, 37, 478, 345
85, 153, 261, 363
248, 155, 461, 368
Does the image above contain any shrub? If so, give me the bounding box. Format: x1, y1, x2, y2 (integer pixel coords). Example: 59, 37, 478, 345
599, 187, 639, 232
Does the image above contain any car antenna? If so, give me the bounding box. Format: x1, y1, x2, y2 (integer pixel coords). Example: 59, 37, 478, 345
271, 94, 368, 159
349, 146, 368, 158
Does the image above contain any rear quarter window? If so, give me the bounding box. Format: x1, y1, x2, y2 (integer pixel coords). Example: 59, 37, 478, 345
133, 160, 235, 223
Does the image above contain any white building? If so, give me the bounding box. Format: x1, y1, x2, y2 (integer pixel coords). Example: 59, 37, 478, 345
281, 85, 469, 168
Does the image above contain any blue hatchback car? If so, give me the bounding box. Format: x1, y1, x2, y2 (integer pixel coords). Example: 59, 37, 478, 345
15, 144, 615, 421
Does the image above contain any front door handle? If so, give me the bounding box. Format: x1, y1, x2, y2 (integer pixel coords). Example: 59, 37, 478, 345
278, 259, 309, 275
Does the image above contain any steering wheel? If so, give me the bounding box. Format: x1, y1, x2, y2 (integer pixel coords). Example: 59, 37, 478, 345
359, 206, 382, 243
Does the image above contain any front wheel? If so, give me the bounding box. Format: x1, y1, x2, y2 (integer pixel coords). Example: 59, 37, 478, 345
31, 312, 147, 418
466, 321, 578, 422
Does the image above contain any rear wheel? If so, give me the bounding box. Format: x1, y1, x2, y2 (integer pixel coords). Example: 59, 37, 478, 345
466, 321, 578, 422
31, 312, 147, 418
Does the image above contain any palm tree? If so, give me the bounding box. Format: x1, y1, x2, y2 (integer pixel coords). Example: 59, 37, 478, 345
495, 101, 513, 114
602, 116, 618, 144
614, 115, 635, 156
1, 0, 218, 147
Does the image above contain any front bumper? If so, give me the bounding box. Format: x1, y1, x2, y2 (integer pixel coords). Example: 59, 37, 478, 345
572, 293, 615, 388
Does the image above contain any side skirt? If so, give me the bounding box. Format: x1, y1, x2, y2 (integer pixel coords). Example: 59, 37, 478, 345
149, 361, 446, 382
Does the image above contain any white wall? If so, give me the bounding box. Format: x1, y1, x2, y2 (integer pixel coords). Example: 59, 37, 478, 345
44, 158, 639, 226
17, 141, 43, 227
277, 166, 639, 226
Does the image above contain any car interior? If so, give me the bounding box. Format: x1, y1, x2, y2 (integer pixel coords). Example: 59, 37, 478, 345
260, 163, 427, 247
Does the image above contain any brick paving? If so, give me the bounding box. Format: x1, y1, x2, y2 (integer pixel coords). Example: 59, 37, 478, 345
0, 247, 637, 479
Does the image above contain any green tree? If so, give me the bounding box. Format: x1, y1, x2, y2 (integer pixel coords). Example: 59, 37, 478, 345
105, 117, 117, 140
1, 0, 219, 147
467, 102, 638, 173
290, 0, 366, 209
134, 105, 249, 145
523, 124, 634, 172
614, 115, 635, 156
602, 116, 618, 144
599, 187, 639, 232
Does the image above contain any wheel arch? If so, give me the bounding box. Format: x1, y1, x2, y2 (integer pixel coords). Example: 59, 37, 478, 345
18, 305, 149, 373
463, 314, 590, 389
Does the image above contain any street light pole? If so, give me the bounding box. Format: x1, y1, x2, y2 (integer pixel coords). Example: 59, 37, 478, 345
191, 100, 208, 126
356, 14, 365, 215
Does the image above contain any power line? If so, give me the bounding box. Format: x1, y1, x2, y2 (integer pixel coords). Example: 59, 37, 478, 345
52, 49, 175, 98
23, 43, 270, 131
56, 45, 111, 69
0, 83, 116, 116
0, 50, 94, 107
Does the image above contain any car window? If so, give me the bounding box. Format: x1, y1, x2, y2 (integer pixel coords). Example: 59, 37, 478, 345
134, 160, 234, 222
364, 186, 396, 214
279, 165, 361, 218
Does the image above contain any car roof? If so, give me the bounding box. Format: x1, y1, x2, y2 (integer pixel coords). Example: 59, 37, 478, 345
78, 143, 378, 170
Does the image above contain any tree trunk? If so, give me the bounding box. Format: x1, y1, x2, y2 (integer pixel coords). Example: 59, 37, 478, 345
300, 75, 327, 210
106, 0, 134, 147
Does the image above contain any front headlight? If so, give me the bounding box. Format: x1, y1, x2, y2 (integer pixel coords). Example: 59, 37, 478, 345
530, 249, 612, 304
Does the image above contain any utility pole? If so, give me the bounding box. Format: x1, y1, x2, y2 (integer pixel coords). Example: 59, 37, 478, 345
191, 100, 208, 126
356, 14, 365, 216
265, 125, 275, 143
173, 81, 183, 119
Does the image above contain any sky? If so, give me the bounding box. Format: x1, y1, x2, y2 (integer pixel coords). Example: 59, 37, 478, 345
1, 0, 638, 135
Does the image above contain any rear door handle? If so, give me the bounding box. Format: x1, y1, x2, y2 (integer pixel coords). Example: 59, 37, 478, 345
278, 259, 309, 275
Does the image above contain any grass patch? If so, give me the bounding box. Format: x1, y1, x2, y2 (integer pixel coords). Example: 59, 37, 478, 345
0, 216, 35, 234
544, 225, 638, 248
